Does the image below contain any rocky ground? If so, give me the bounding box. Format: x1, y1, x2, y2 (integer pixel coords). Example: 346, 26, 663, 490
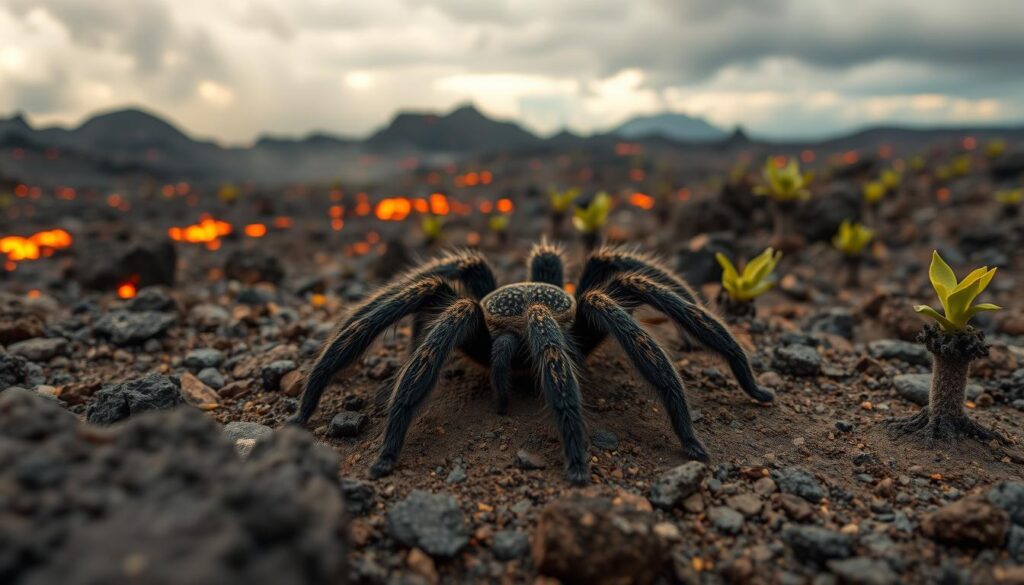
3, 155, 1024, 584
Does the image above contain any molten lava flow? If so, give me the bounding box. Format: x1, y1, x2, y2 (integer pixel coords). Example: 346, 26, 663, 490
629, 192, 655, 210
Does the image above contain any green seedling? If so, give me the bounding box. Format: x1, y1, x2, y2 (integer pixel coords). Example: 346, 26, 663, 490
863, 181, 887, 205
755, 158, 812, 248
995, 188, 1022, 206
832, 220, 873, 256
420, 215, 445, 245
880, 169, 902, 190
985, 139, 1007, 159
548, 186, 581, 239
887, 250, 1006, 447
754, 158, 812, 202
716, 247, 782, 303
832, 220, 873, 287
913, 251, 1000, 332
488, 214, 510, 245
572, 192, 611, 252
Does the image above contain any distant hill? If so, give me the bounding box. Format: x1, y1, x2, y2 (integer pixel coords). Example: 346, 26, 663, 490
2, 104, 1023, 188
613, 112, 727, 142
367, 104, 539, 152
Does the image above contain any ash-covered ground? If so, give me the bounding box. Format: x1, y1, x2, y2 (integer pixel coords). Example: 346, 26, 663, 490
2, 141, 1024, 584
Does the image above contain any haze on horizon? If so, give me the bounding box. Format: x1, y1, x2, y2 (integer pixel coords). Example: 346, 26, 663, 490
1, 0, 1022, 145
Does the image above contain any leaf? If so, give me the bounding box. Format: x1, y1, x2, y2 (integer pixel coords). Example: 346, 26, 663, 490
946, 278, 985, 328
748, 248, 777, 285
952, 266, 989, 293
716, 253, 739, 284
747, 281, 775, 298
928, 250, 956, 291
914, 305, 955, 331
967, 302, 1002, 318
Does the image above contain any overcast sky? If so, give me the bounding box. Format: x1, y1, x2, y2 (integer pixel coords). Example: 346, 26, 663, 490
1, 0, 1022, 144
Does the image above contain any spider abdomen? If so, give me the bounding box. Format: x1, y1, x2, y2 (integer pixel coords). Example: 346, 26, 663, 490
481, 282, 575, 330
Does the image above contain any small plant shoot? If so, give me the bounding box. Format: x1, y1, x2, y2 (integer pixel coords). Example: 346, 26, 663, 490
716, 247, 782, 302
832, 220, 873, 256
913, 251, 1000, 332
754, 158, 812, 202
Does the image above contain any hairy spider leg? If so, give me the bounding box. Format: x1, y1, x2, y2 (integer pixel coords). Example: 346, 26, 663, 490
526, 304, 590, 485
575, 291, 709, 462
370, 299, 487, 477
489, 332, 519, 414
576, 246, 699, 302
604, 273, 774, 404
527, 239, 566, 286
294, 277, 458, 425
576, 247, 703, 349
352, 250, 498, 336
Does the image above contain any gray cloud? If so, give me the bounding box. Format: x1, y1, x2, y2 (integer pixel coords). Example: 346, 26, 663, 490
0, 0, 1021, 141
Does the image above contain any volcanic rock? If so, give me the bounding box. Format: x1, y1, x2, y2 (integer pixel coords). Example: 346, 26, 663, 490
0, 388, 347, 585
773, 466, 827, 503
225, 249, 285, 285
782, 525, 853, 564
7, 337, 67, 362
74, 235, 176, 290
772, 344, 822, 377
94, 310, 176, 345
387, 490, 468, 558
533, 495, 668, 585
921, 496, 1009, 548
649, 461, 708, 509
86, 373, 185, 425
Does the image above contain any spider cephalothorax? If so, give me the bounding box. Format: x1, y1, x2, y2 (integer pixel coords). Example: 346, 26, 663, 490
293, 241, 773, 484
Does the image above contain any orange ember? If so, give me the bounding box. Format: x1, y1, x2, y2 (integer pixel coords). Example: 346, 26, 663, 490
244, 224, 267, 238
375, 198, 413, 221
1, 228, 73, 264
629, 192, 655, 210
428, 193, 450, 216
117, 282, 137, 299
168, 216, 232, 245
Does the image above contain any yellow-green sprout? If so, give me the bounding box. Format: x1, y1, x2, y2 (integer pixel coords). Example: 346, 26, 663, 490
832, 220, 874, 256
985, 139, 1007, 159
488, 214, 509, 233
950, 154, 972, 177
995, 188, 1022, 205
572, 192, 611, 234
217, 183, 240, 204
754, 159, 812, 202
716, 248, 783, 302
420, 215, 445, 241
863, 181, 887, 204
880, 169, 902, 190
549, 187, 581, 214
914, 251, 1001, 332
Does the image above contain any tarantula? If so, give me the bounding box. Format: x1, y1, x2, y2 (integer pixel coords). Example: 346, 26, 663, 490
293, 242, 773, 484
